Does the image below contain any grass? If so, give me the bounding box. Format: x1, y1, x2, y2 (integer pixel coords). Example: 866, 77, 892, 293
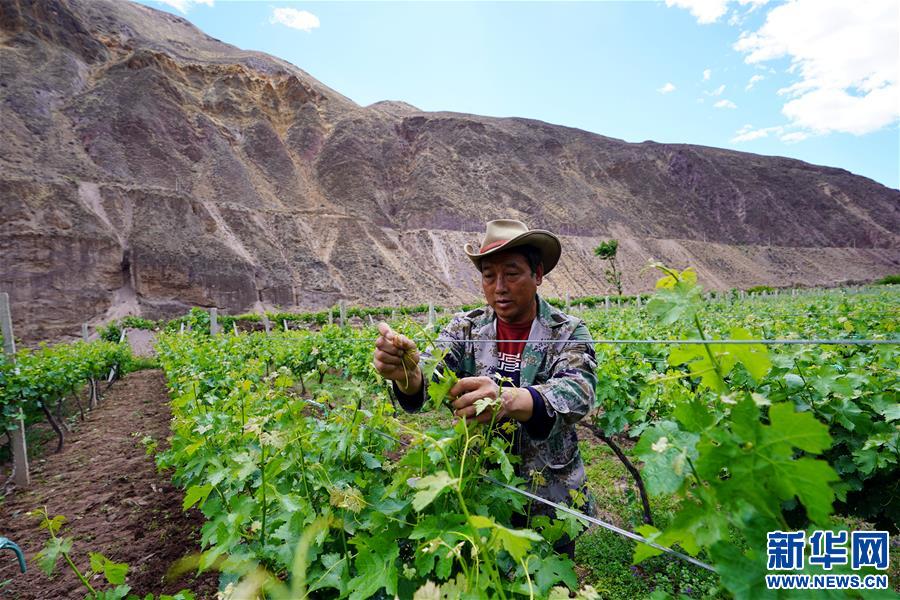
576, 437, 723, 598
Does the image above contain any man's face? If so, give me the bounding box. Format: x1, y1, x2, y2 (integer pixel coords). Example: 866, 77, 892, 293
480, 249, 543, 323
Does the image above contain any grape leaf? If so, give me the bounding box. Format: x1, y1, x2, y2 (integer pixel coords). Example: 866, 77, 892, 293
411, 471, 457, 512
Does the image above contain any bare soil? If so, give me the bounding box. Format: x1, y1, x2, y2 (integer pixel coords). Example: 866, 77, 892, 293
0, 370, 219, 599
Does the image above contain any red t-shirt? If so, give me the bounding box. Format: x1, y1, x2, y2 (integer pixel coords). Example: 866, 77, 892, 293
496, 318, 533, 385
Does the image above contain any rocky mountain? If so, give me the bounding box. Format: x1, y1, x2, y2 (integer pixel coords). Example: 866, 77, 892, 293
1, 0, 898, 343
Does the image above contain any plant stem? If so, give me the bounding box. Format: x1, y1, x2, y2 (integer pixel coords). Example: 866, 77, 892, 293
62, 552, 97, 595
260, 445, 268, 549
692, 314, 726, 388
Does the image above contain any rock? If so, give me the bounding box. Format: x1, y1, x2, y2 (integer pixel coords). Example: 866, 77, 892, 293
1, 0, 898, 344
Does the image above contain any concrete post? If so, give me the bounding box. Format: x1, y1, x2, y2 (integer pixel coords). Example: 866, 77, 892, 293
209, 308, 218, 335
1, 292, 29, 487
339, 300, 346, 328
428, 303, 435, 328
82, 322, 89, 342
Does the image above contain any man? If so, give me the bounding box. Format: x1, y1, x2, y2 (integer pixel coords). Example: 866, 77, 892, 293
372, 219, 597, 556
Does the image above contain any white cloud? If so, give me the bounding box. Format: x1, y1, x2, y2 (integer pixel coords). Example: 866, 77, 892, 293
714, 99, 738, 109
731, 124, 813, 143
706, 84, 726, 96
703, 68, 712, 81
155, 0, 213, 13
270, 7, 320, 32
745, 74, 764, 91
780, 132, 809, 143
666, 0, 769, 24
731, 124, 783, 142
666, 0, 730, 24
734, 0, 899, 136
658, 82, 677, 94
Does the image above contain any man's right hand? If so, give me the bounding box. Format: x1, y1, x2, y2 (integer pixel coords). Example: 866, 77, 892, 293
373, 322, 423, 395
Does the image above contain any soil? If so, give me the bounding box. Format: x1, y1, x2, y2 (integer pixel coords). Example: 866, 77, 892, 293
0, 370, 219, 599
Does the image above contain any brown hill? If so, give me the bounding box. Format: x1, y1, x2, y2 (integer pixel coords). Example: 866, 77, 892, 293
1, 0, 898, 343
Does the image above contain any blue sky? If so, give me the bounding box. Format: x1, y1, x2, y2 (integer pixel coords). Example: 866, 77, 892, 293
138, 0, 899, 190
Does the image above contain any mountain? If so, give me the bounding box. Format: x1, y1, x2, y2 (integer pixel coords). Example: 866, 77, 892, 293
1, 0, 898, 343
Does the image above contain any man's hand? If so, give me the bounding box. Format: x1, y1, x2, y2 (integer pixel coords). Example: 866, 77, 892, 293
373, 322, 422, 394
450, 376, 535, 424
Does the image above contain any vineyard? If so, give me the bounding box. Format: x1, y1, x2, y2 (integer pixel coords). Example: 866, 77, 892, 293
1, 276, 898, 599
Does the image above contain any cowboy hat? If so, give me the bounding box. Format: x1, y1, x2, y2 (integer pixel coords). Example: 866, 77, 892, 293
464, 219, 561, 275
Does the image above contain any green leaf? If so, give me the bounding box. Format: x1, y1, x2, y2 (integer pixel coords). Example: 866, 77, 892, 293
347, 538, 399, 600
763, 402, 831, 454
38, 514, 67, 536
309, 552, 348, 595
533, 554, 577, 594
103, 557, 129, 585
710, 543, 774, 600
90, 551, 106, 574
728, 328, 771, 382
468, 514, 494, 529
411, 471, 457, 512
36, 536, 72, 576
634, 421, 699, 495
494, 524, 543, 562
632, 524, 664, 562
182, 484, 213, 511
673, 395, 714, 431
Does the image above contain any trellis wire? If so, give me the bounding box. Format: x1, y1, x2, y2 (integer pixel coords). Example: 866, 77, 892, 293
482, 476, 715, 572
292, 393, 716, 572
310, 337, 899, 346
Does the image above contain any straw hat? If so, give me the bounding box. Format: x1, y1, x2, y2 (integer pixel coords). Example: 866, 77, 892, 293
464, 219, 561, 274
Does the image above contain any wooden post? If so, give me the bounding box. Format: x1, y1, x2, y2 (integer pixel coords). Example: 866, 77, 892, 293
1, 292, 30, 487
339, 300, 346, 328
427, 303, 435, 328
209, 308, 219, 335
283, 319, 289, 332
261, 312, 271, 335
81, 322, 89, 342
328, 308, 333, 326
636, 294, 642, 308
233, 322, 239, 335
565, 292, 570, 312
605, 297, 610, 311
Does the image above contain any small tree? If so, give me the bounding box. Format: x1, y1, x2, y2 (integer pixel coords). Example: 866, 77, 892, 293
594, 239, 622, 296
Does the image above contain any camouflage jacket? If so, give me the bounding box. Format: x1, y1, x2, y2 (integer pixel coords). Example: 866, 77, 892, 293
396, 294, 597, 514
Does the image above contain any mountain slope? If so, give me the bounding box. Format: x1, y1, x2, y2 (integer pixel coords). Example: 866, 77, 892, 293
1, 0, 897, 342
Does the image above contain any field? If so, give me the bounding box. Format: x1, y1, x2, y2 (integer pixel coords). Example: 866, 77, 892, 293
1, 277, 898, 599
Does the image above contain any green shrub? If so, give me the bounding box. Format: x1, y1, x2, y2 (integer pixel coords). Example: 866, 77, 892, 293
746, 285, 774, 294
875, 274, 900, 285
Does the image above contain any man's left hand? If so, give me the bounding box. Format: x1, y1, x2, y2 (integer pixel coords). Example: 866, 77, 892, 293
449, 376, 534, 424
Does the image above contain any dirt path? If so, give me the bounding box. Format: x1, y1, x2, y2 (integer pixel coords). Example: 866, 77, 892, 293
0, 370, 218, 599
